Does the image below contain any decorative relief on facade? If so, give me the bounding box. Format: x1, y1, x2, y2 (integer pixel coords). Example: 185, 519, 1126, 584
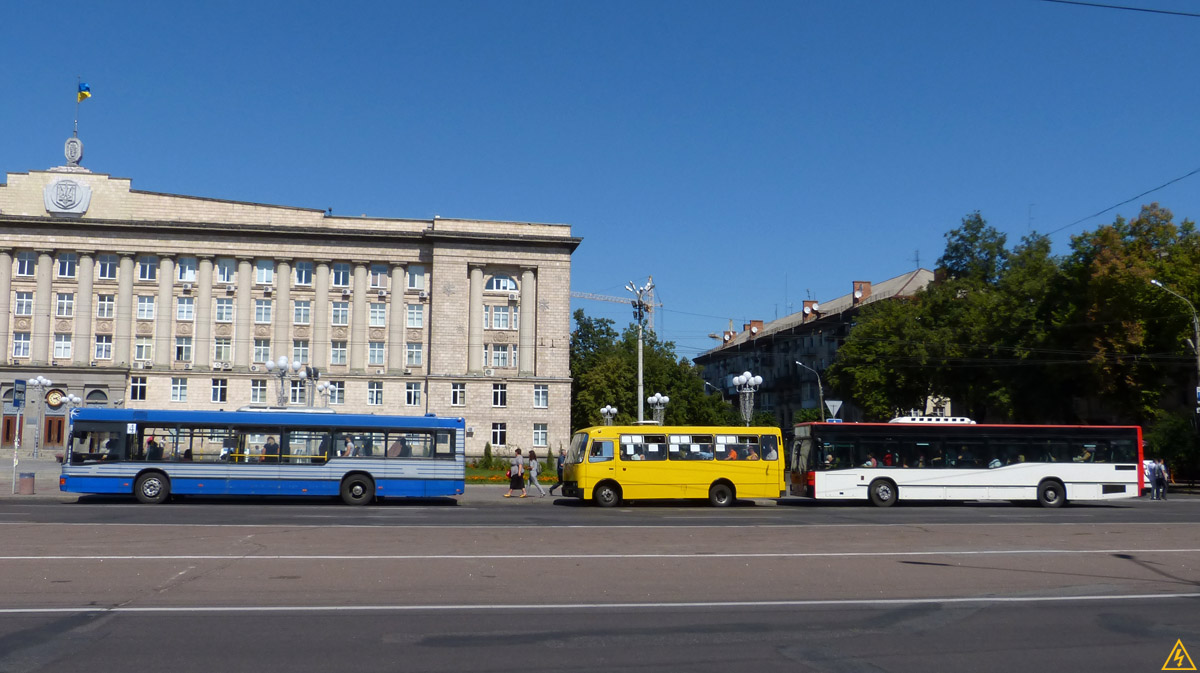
255, 325, 270, 337
442, 282, 456, 295
43, 178, 93, 215
215, 324, 232, 337
95, 321, 112, 334
295, 326, 310, 338
492, 331, 513, 344
177, 323, 192, 336
369, 328, 384, 340
136, 322, 153, 334
14, 318, 30, 331
334, 327, 347, 339
55, 320, 72, 332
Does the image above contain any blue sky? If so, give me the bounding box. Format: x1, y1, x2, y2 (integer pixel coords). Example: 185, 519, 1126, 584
4, 0, 1200, 360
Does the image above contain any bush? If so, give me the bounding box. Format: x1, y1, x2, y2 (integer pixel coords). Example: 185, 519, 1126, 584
482, 442, 494, 470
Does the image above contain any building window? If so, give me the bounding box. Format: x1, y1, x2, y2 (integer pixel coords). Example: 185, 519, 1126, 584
212, 379, 227, 403
406, 343, 422, 366
250, 379, 267, 404
11, 333, 30, 358
331, 302, 349, 326
328, 381, 345, 405
407, 265, 425, 290
367, 381, 383, 406
369, 303, 386, 327
55, 293, 74, 318
216, 258, 235, 283
97, 254, 118, 280
405, 382, 421, 406
255, 259, 274, 285
15, 252, 35, 277
177, 257, 197, 282
176, 296, 194, 321
330, 341, 347, 365
175, 337, 193, 362
450, 383, 466, 406
215, 298, 234, 322
94, 335, 113, 360
251, 339, 269, 363
254, 299, 273, 324
492, 383, 507, 408
491, 423, 507, 447
96, 294, 114, 318
289, 380, 306, 405
293, 300, 311, 325
57, 253, 77, 278
492, 305, 510, 330
137, 296, 155, 320
130, 376, 147, 401
491, 344, 510, 368
13, 292, 32, 316
534, 384, 549, 409
216, 338, 233, 363
533, 423, 548, 448
368, 342, 384, 366
137, 256, 158, 281
370, 264, 388, 288
54, 334, 72, 359
171, 377, 188, 403
406, 303, 423, 328
292, 340, 309, 363
332, 263, 351, 287
135, 337, 153, 361
294, 261, 312, 286
486, 274, 517, 292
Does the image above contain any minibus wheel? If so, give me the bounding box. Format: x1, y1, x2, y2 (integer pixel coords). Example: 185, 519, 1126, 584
594, 482, 621, 508
708, 482, 734, 507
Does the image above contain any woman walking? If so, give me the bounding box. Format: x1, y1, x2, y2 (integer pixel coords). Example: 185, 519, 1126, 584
504, 449, 527, 498
527, 450, 547, 496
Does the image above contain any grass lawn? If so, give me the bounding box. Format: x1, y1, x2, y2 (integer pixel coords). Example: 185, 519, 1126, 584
465, 463, 556, 484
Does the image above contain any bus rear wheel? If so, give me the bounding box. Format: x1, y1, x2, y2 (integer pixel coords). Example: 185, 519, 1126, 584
134, 472, 170, 504
1037, 480, 1065, 508
709, 483, 734, 507
340, 474, 375, 506
868, 479, 897, 507
593, 483, 621, 508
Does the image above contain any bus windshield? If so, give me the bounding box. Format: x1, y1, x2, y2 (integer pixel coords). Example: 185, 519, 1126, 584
567, 431, 588, 464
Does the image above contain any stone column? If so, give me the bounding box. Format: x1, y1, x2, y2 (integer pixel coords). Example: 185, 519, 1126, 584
196, 257, 214, 368
73, 252, 95, 366
154, 256, 175, 367
350, 263, 368, 371
0, 251, 12, 358
115, 254, 135, 366
518, 267, 537, 376
32, 250, 53, 364
273, 259, 291, 363
467, 265, 484, 373
312, 260, 330, 368
234, 257, 253, 367
388, 264, 406, 372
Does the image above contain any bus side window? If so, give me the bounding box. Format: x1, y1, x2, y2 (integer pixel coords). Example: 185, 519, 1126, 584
761, 435, 779, 461
434, 432, 454, 459
589, 440, 614, 462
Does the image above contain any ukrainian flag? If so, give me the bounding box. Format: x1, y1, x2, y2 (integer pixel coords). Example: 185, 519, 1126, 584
77, 83, 91, 102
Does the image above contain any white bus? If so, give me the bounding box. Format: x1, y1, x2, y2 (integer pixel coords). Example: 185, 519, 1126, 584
789, 420, 1142, 507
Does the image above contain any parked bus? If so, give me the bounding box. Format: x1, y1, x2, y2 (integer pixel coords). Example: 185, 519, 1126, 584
61, 407, 465, 505
563, 425, 785, 507
789, 419, 1142, 507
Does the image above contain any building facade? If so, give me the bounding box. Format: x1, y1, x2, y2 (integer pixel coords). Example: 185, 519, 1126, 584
0, 147, 579, 456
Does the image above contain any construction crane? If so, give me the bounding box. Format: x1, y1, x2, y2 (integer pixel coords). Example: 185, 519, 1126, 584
571, 277, 663, 332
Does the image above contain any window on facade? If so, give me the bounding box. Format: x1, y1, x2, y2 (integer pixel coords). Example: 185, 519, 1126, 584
407, 303, 423, 328
486, 274, 517, 292
534, 384, 549, 409
175, 337, 193, 362
331, 302, 349, 326
54, 334, 72, 359
14, 292, 32, 316
176, 257, 197, 282
368, 342, 384, 366
96, 294, 114, 319
370, 264, 388, 288
250, 379, 267, 404
16, 252, 35, 277
212, 379, 227, 403
533, 423, 548, 448
407, 265, 425, 290
293, 300, 311, 325
215, 298, 233, 322
97, 254, 118, 280
406, 343, 422, 367
135, 337, 153, 361
94, 335, 113, 360
137, 296, 155, 320
332, 263, 351, 287
492, 305, 510, 330
171, 377, 188, 402
491, 344, 510, 368
329, 381, 345, 405
451, 383, 466, 406
176, 296, 194, 321
215, 338, 233, 363
216, 258, 235, 283
254, 299, 273, 324
330, 341, 347, 365
293, 340, 309, 363
255, 260, 274, 285
130, 376, 147, 401
491, 423, 507, 447
55, 293, 74, 318
294, 261, 313, 286
492, 383, 507, 408
406, 382, 421, 406
57, 253, 77, 278
251, 339, 268, 363
137, 256, 158, 281
369, 303, 386, 327
11, 333, 30, 358
289, 380, 306, 405
368, 381, 383, 406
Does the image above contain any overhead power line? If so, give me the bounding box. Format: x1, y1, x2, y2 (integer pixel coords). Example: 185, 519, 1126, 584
1046, 165, 1200, 237
1038, 0, 1200, 18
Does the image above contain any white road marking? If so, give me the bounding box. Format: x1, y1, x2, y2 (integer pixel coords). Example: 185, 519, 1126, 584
1, 520, 1197, 530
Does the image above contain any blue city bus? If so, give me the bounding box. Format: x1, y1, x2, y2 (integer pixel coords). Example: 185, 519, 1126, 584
61, 407, 465, 505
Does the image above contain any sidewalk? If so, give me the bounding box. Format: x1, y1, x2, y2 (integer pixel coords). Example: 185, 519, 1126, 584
1, 447, 65, 497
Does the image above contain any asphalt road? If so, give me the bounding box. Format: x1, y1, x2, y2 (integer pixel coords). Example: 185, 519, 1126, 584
0, 491, 1197, 672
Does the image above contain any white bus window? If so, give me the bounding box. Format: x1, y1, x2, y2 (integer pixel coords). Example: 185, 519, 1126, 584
589, 440, 614, 463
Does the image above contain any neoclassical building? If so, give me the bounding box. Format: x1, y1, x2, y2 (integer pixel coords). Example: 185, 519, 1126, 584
0, 142, 579, 456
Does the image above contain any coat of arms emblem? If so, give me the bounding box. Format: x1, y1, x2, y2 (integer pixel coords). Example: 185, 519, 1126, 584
43, 178, 93, 215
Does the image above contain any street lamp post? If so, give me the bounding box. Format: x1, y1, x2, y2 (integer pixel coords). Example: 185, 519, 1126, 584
27, 376, 52, 458
647, 393, 669, 424
732, 370, 763, 426
1151, 279, 1200, 410
315, 381, 332, 407
795, 360, 826, 421
600, 405, 618, 426
264, 356, 306, 407
626, 278, 654, 422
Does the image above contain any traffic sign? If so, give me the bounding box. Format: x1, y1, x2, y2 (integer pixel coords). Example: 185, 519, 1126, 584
825, 399, 843, 417
12, 379, 25, 410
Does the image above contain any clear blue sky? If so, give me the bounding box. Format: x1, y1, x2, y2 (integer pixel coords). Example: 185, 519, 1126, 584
4, 0, 1200, 360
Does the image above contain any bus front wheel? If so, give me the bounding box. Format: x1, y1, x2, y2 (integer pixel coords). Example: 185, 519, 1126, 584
868, 479, 897, 507
134, 472, 170, 504
340, 475, 375, 506
709, 482, 734, 507
1037, 480, 1065, 508
593, 483, 621, 508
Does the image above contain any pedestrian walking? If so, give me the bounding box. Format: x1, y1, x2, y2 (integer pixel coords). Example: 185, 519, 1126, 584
527, 450, 547, 496
504, 449, 527, 498
548, 447, 566, 496
1151, 457, 1168, 500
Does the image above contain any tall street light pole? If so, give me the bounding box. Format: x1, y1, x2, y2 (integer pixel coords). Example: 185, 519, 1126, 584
626, 278, 654, 423
1151, 279, 1200, 410
795, 360, 826, 421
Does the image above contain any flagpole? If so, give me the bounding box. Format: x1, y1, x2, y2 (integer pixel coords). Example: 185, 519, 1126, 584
74, 76, 80, 137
